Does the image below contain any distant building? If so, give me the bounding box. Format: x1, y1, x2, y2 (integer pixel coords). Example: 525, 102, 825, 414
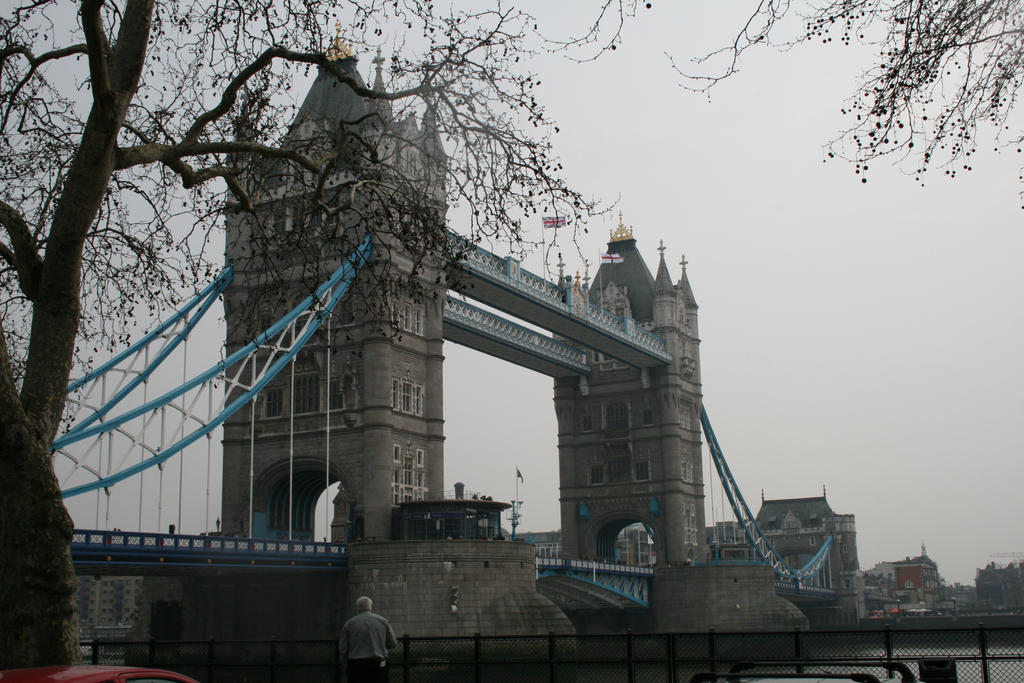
755, 493, 865, 624
614, 522, 656, 566
523, 530, 563, 558
976, 562, 1024, 611
892, 547, 941, 608
77, 576, 143, 633
866, 561, 896, 582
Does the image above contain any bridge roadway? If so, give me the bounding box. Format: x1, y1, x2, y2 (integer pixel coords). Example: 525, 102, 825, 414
70, 530, 647, 605
71, 530, 833, 606
70, 529, 346, 573
444, 237, 671, 373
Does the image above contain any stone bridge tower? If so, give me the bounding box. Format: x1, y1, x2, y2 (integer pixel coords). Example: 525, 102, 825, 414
554, 218, 705, 566
221, 52, 446, 542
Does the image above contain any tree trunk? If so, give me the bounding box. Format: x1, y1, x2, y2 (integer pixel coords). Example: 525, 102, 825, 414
0, 417, 79, 668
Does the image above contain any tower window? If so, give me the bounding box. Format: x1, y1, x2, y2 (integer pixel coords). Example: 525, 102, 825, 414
401, 382, 412, 413
399, 303, 425, 335
264, 388, 283, 418
591, 465, 604, 485
293, 374, 320, 414
608, 458, 630, 483
635, 461, 650, 480
581, 414, 593, 432
606, 402, 629, 434
391, 378, 424, 416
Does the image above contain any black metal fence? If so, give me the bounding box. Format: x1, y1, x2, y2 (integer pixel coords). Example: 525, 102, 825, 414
80, 625, 1024, 682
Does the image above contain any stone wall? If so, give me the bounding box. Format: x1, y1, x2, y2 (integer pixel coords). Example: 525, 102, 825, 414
650, 565, 808, 632
345, 540, 573, 636
131, 570, 348, 640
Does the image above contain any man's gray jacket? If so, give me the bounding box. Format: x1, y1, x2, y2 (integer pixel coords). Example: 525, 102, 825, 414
339, 610, 397, 660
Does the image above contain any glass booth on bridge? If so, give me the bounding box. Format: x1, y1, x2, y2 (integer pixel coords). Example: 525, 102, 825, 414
391, 497, 510, 541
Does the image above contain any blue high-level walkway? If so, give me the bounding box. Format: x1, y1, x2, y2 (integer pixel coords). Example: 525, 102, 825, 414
442, 296, 590, 377
445, 238, 671, 370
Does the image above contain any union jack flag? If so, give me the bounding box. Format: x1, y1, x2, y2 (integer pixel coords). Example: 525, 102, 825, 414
601, 252, 623, 264
542, 215, 566, 229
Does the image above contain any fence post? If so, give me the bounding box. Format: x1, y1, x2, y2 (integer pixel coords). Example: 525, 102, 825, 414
148, 638, 156, 667
883, 626, 893, 662
207, 637, 215, 683
978, 623, 990, 683
626, 629, 635, 683
91, 640, 99, 665
548, 632, 557, 683
666, 632, 676, 683
708, 629, 718, 673
794, 627, 803, 674
402, 634, 411, 683
270, 636, 277, 683
473, 632, 482, 683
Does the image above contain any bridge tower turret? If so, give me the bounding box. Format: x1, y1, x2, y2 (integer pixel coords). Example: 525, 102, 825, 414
221, 52, 446, 542
554, 218, 705, 566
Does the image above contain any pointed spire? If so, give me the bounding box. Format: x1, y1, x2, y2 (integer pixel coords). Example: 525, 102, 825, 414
655, 238, 673, 295
676, 252, 697, 307
422, 102, 438, 133
372, 47, 385, 91
368, 48, 393, 127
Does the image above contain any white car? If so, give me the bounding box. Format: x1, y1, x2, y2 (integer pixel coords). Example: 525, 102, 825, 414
687, 660, 920, 682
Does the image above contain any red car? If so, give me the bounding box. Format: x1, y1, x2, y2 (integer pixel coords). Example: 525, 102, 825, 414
0, 666, 200, 682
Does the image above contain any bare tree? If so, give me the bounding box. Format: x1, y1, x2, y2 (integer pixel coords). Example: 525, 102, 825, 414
674, 0, 1024, 196
0, 0, 644, 667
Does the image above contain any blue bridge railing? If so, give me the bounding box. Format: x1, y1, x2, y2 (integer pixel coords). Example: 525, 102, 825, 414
536, 557, 652, 607
71, 529, 346, 569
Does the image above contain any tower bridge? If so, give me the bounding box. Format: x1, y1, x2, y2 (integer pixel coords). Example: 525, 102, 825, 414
55, 51, 862, 640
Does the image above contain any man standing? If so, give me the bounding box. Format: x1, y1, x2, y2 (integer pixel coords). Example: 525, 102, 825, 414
339, 596, 397, 682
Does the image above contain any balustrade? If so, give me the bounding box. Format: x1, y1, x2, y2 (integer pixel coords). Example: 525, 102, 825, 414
452, 236, 670, 362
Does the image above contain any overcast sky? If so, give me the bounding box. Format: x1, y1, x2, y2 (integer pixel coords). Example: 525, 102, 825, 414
59, 3, 1023, 586
442, 2, 1024, 586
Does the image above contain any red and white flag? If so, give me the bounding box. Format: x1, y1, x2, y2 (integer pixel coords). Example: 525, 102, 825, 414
601, 252, 623, 264
542, 215, 566, 229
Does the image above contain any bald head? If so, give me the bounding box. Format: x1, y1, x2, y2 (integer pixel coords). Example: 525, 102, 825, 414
356, 596, 373, 612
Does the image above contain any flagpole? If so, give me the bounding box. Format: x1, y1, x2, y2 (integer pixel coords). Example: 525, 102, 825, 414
512, 466, 521, 540
513, 466, 519, 540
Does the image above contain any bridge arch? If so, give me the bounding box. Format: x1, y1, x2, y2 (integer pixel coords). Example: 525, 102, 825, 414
252, 458, 352, 540
589, 513, 661, 565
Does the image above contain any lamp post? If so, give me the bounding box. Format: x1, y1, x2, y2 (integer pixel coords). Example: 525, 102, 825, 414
508, 500, 522, 540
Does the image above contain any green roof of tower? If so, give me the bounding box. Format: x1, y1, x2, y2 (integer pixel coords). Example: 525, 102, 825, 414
292, 55, 371, 131
588, 214, 656, 321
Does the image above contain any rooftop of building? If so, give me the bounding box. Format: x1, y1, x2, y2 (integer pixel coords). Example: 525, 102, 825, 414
755, 495, 836, 530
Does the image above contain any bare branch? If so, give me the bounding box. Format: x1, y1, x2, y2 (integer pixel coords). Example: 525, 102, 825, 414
79, 0, 112, 106
0, 200, 42, 300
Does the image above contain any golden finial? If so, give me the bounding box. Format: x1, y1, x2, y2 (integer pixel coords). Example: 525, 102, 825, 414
609, 211, 634, 242
326, 20, 355, 60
